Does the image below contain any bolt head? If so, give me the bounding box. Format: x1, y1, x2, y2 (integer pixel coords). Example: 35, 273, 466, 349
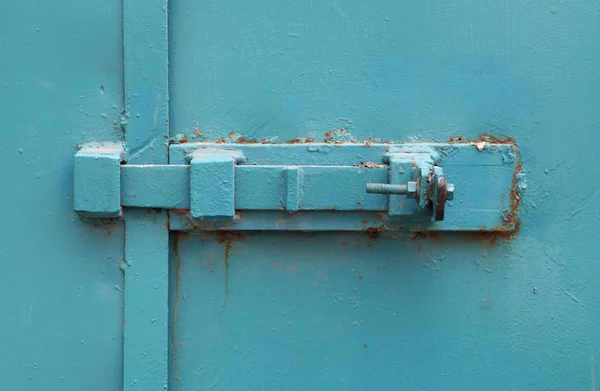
446, 183, 455, 201
407, 181, 418, 199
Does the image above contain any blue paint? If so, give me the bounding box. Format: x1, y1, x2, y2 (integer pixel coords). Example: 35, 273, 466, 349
123, 0, 170, 390
124, 0, 169, 165
0, 0, 124, 389
123, 210, 169, 391
284, 167, 300, 212
79, 142, 514, 229
3, 0, 600, 390
74, 142, 124, 217
190, 151, 236, 220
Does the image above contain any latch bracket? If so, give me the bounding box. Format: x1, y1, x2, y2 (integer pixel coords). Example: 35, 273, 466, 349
74, 142, 519, 232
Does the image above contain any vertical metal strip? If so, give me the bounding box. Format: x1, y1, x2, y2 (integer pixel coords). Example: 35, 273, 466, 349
123, 0, 169, 389
124, 0, 169, 165
124, 210, 169, 390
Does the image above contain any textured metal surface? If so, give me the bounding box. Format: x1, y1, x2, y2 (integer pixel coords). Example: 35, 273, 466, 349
0, 1, 125, 389
167, 1, 600, 390
3, 0, 600, 390
74, 142, 124, 217
122, 0, 170, 389
190, 151, 236, 220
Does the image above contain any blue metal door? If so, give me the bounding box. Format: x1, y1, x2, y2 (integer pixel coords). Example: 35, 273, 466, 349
2, 1, 600, 390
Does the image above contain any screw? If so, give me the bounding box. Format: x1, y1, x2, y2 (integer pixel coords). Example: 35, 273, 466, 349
446, 183, 455, 201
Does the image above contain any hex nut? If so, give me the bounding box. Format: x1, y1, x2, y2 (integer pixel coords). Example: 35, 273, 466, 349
446, 183, 455, 201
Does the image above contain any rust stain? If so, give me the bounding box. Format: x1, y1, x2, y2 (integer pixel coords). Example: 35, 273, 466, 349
353, 162, 387, 168
358, 275, 363, 280
194, 128, 202, 137
172, 135, 188, 144
215, 232, 245, 325
365, 227, 382, 241
409, 231, 442, 242
171, 232, 184, 389
323, 128, 351, 143
447, 133, 517, 145
287, 137, 315, 144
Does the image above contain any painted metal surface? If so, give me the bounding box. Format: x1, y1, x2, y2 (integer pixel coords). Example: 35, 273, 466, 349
167, 1, 600, 390
74, 142, 124, 217
122, 0, 170, 389
0, 1, 125, 390
2, 1, 600, 391
79, 142, 516, 230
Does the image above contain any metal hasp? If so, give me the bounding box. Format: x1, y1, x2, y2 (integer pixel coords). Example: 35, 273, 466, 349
365, 146, 455, 221
74, 142, 124, 217
74, 142, 519, 232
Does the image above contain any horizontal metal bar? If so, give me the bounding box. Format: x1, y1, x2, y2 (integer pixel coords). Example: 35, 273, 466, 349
122, 165, 390, 211
167, 210, 509, 232
170, 142, 517, 166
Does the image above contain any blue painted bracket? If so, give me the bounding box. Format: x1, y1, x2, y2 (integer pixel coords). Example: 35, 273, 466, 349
74, 142, 124, 217
75, 142, 519, 231
189, 149, 245, 221
384, 146, 440, 217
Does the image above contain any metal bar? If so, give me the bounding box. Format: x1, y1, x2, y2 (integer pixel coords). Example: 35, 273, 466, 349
123, 210, 169, 390
168, 210, 509, 232
121, 165, 389, 211
123, 0, 170, 389
124, 0, 169, 165
284, 167, 300, 212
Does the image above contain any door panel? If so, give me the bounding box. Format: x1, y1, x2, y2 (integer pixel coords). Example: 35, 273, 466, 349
167, 0, 600, 390
0, 1, 125, 390
169, 232, 596, 390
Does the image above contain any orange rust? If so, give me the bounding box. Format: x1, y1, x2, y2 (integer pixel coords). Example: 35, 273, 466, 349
215, 232, 245, 325
358, 275, 363, 280
287, 137, 314, 144
323, 128, 348, 143
447, 133, 517, 145
216, 231, 246, 247
409, 231, 442, 242
409, 232, 427, 242
171, 232, 183, 379
365, 227, 382, 241
194, 128, 202, 137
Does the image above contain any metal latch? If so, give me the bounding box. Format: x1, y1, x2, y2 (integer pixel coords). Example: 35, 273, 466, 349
365, 147, 455, 221
74, 141, 519, 232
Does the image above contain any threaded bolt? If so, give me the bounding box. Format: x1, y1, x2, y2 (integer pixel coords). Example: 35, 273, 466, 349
366, 183, 409, 195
